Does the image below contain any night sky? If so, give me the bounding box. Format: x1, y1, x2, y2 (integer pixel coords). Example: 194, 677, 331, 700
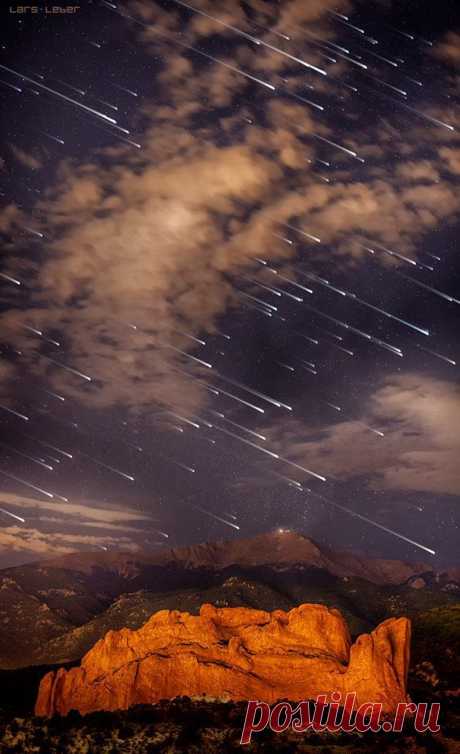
0, 0, 459, 569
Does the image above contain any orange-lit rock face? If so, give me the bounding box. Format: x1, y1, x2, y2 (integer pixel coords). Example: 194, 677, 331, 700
35, 603, 411, 717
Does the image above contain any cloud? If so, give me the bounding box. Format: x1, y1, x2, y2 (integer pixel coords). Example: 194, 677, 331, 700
7, 145, 43, 171
38, 517, 152, 534
434, 31, 460, 66
0, 526, 140, 557
395, 161, 440, 183
265, 374, 460, 496
439, 146, 460, 176
0, 492, 153, 524
0, 493, 156, 557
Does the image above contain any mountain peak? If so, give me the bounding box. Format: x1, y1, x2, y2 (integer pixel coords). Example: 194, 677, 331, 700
35, 528, 429, 584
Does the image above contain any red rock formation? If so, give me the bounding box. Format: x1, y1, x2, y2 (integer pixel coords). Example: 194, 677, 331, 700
35, 603, 411, 717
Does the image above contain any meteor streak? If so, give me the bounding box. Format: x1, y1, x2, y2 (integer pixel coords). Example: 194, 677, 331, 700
363, 242, 417, 267
364, 74, 407, 97
268, 269, 314, 295
95, 97, 118, 111
245, 278, 281, 297
396, 271, 460, 304
303, 304, 403, 357
0, 441, 53, 470
22, 226, 44, 239
55, 79, 86, 96
278, 457, 326, 482
0, 404, 29, 422
364, 50, 399, 67
0, 272, 21, 285
164, 343, 213, 369
299, 268, 429, 336
328, 342, 355, 357
361, 82, 455, 131
296, 333, 319, 345
23, 326, 60, 346
238, 290, 278, 311
307, 490, 435, 556
173, 366, 266, 414
271, 471, 304, 489
0, 64, 117, 124
272, 233, 293, 246
78, 451, 135, 482
149, 22, 277, 91
170, 412, 200, 429
213, 330, 231, 340
416, 344, 456, 366
324, 402, 342, 412
42, 390, 65, 402
176, 331, 206, 346
0, 469, 54, 498
113, 83, 138, 97
188, 500, 240, 530
212, 385, 265, 414
214, 420, 326, 482
329, 12, 365, 36
359, 423, 385, 437
213, 424, 280, 460
278, 221, 321, 244
314, 326, 343, 341
313, 133, 363, 160
216, 372, 292, 411
0, 79, 22, 92
285, 89, 324, 111
42, 455, 61, 464
169, 0, 263, 46
169, 0, 327, 76
345, 290, 429, 336
36, 440, 73, 459
41, 132, 65, 145
210, 410, 267, 441
42, 355, 92, 381
299, 270, 347, 297
0, 507, 25, 523
271, 285, 303, 303
387, 25, 415, 40
326, 48, 368, 69
300, 28, 350, 55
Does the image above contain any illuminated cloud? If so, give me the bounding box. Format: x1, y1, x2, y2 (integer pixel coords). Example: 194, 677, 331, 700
434, 31, 460, 66
265, 375, 460, 496
0, 493, 155, 558
7, 145, 43, 171
0, 526, 140, 557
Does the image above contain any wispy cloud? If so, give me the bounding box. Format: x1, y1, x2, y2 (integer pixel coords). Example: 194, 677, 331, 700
0, 493, 156, 557
265, 374, 460, 496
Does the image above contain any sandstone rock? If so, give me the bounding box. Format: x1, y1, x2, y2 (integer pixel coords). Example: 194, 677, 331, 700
35, 603, 411, 717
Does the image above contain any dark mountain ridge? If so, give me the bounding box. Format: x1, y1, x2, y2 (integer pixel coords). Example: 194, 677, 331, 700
0, 530, 458, 684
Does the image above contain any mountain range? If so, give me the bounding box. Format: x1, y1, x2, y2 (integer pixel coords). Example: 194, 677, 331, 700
0, 529, 458, 698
